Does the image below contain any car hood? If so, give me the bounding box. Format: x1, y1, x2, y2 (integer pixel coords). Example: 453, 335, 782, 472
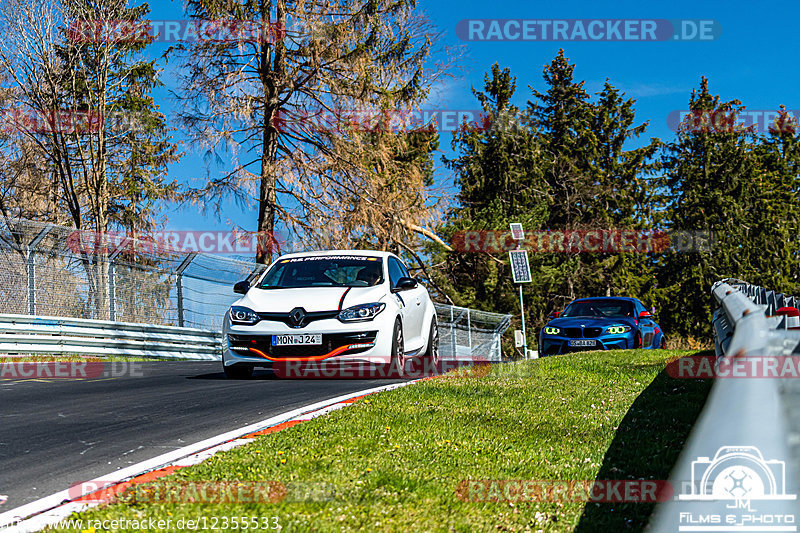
235, 286, 386, 313
546, 316, 637, 329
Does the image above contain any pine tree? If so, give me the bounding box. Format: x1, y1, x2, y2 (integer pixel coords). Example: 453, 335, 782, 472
658, 78, 758, 339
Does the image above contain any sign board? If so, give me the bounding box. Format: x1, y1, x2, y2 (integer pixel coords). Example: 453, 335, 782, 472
514, 330, 524, 348
509, 223, 524, 241
509, 250, 532, 283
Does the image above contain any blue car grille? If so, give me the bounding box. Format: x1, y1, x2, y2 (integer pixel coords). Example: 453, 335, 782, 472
563, 327, 603, 338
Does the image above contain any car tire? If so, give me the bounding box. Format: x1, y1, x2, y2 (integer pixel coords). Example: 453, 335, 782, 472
223, 364, 254, 379
423, 317, 440, 373
389, 318, 407, 378
634, 331, 642, 349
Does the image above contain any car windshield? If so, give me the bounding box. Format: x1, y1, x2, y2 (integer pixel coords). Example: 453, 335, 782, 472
259, 255, 384, 289
561, 299, 634, 318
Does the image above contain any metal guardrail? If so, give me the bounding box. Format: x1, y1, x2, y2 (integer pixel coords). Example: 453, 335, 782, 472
0, 305, 511, 362
0, 314, 222, 360
648, 279, 800, 531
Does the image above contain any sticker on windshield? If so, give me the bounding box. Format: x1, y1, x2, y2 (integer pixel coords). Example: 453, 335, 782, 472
283, 255, 380, 262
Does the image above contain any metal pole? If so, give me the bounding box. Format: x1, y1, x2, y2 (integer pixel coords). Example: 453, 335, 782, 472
108, 263, 116, 321
175, 253, 197, 328
26, 225, 53, 316
450, 306, 456, 359
519, 284, 527, 360
26, 246, 35, 315
467, 308, 472, 356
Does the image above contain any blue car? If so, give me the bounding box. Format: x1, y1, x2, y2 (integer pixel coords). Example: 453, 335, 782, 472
538, 297, 666, 356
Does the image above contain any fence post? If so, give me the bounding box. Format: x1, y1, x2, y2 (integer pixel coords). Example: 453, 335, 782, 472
175, 252, 197, 327
106, 237, 130, 322
467, 308, 472, 356
449, 306, 457, 359
26, 225, 53, 315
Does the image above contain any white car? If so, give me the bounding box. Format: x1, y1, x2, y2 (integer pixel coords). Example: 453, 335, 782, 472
222, 250, 439, 378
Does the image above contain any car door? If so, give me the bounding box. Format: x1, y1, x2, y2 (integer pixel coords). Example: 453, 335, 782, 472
635, 300, 656, 348
388, 256, 425, 352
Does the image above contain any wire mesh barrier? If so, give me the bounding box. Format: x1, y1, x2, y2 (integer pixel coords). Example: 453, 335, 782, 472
0, 219, 512, 359
0, 220, 264, 330
648, 279, 800, 531
435, 304, 511, 361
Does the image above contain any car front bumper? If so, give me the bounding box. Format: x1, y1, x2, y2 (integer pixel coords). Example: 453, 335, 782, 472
222, 312, 396, 368
538, 334, 633, 356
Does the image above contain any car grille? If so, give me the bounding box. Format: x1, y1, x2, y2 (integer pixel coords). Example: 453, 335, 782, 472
257, 310, 339, 328
563, 327, 603, 338
228, 331, 378, 359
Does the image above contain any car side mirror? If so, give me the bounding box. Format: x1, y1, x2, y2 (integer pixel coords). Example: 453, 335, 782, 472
233, 280, 250, 294
392, 277, 418, 292
548, 311, 560, 319
639, 310, 652, 318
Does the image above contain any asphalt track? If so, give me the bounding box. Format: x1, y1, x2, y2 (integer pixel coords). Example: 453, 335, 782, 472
0, 362, 404, 509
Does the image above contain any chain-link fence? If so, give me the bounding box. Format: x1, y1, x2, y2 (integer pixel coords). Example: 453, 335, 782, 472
0, 220, 263, 330
0, 219, 512, 359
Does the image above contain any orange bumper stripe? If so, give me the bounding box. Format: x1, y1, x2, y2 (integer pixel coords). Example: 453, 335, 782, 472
247, 343, 363, 362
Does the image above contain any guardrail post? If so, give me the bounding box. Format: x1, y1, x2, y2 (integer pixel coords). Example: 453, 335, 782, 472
26, 225, 52, 315
175, 253, 197, 327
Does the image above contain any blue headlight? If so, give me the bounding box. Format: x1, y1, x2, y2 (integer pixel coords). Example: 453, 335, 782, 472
338, 302, 386, 322
544, 326, 561, 335
229, 306, 260, 325
606, 325, 632, 334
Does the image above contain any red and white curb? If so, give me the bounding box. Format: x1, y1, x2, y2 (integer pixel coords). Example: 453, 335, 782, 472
0, 381, 416, 532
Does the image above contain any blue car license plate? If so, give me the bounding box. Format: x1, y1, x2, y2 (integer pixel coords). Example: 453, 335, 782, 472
569, 339, 596, 347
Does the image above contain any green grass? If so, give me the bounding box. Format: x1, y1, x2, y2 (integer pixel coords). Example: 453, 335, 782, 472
48, 349, 712, 532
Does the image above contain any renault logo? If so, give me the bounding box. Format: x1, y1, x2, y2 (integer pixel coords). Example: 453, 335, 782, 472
288, 307, 306, 328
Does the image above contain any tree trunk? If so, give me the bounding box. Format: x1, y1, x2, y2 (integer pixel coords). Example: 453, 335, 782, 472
256, 0, 279, 264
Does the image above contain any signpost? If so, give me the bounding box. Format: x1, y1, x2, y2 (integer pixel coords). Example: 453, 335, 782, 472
508, 224, 532, 359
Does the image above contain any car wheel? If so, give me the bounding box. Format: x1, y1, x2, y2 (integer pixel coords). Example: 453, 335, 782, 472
423, 318, 440, 371
389, 318, 407, 378
224, 364, 254, 379
634, 331, 642, 349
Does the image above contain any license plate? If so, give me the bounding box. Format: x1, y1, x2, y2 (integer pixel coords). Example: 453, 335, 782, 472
272, 334, 322, 346
569, 339, 596, 347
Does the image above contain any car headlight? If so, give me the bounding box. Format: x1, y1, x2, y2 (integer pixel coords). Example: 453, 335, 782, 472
606, 325, 632, 334
544, 326, 561, 335
338, 302, 386, 322
229, 306, 260, 325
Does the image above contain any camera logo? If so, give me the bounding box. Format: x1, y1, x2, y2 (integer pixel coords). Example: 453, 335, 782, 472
679, 446, 796, 501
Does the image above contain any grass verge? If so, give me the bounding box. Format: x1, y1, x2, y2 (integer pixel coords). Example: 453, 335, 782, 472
48, 349, 712, 532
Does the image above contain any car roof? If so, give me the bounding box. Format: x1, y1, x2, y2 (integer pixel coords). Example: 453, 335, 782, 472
275, 250, 395, 260
570, 297, 640, 303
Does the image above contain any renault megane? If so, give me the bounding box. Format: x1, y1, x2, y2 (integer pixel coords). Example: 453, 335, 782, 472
222, 250, 439, 378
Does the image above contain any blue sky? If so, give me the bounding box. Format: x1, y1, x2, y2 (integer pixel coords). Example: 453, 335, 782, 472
145, 0, 796, 232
